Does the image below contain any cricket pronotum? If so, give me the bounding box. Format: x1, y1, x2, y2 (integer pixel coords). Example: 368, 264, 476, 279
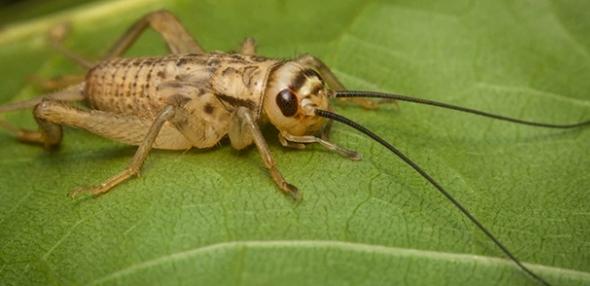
0, 10, 587, 286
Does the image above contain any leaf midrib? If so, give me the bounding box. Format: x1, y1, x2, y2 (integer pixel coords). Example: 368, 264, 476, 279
88, 239, 590, 286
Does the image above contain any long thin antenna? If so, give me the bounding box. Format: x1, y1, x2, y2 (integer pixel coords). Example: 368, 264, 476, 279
336, 90, 590, 128
315, 108, 551, 286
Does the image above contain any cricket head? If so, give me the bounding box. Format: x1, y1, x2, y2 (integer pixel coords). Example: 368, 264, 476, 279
263, 61, 331, 136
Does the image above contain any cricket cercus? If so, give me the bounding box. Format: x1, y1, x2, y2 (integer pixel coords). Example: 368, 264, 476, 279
0, 10, 588, 286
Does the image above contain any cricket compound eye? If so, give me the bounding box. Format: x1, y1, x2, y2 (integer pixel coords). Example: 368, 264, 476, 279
276, 89, 298, 117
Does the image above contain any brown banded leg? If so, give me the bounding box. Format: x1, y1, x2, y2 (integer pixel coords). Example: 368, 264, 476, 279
28, 100, 187, 197
3, 103, 65, 148
69, 105, 177, 198
0, 84, 85, 146
280, 133, 361, 160
234, 107, 300, 200
240, 37, 256, 55
104, 9, 204, 59
32, 100, 191, 149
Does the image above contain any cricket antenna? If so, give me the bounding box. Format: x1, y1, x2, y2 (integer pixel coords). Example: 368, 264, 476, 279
314, 108, 552, 286
336, 90, 590, 128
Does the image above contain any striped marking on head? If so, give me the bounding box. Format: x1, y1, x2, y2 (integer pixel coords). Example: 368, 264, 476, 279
289, 68, 324, 97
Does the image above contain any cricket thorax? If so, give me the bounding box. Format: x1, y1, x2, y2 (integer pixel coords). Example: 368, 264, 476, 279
84, 53, 280, 119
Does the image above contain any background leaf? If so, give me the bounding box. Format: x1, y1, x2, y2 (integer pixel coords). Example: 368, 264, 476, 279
1, 0, 589, 285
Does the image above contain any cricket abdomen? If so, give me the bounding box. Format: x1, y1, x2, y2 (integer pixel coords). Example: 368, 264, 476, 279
84, 54, 214, 118
84, 53, 278, 118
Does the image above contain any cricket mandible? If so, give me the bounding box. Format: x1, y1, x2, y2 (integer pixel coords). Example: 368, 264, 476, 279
1, 10, 588, 286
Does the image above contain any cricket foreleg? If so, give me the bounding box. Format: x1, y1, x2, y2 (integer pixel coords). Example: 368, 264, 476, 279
240, 37, 256, 56
280, 133, 361, 160
69, 105, 177, 198
104, 10, 204, 60
233, 107, 300, 200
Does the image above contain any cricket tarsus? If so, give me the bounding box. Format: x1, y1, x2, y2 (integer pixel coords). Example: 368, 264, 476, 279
315, 109, 552, 286
336, 90, 590, 128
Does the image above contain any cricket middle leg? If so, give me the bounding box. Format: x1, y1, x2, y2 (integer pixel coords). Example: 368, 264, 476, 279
231, 107, 300, 200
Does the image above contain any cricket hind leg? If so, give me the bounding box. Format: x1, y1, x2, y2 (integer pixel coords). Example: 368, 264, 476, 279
69, 105, 179, 198
230, 107, 300, 200
32, 100, 192, 150
0, 105, 65, 148
0, 84, 85, 147
11, 99, 190, 196
104, 10, 204, 60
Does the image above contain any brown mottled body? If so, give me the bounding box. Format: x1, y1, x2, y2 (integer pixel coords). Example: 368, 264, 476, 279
0, 10, 351, 199
84, 53, 280, 149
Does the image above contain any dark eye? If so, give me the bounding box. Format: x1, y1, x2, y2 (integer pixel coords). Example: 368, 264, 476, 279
276, 89, 298, 117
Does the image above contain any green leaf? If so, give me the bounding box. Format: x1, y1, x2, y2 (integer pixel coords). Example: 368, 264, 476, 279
1, 0, 589, 285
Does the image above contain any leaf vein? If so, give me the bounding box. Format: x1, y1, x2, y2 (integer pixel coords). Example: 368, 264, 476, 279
88, 240, 590, 285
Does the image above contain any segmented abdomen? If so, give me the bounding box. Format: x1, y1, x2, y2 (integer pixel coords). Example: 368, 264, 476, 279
84, 54, 212, 118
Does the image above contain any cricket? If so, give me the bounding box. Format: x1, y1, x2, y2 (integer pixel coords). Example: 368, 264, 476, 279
0, 10, 588, 286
